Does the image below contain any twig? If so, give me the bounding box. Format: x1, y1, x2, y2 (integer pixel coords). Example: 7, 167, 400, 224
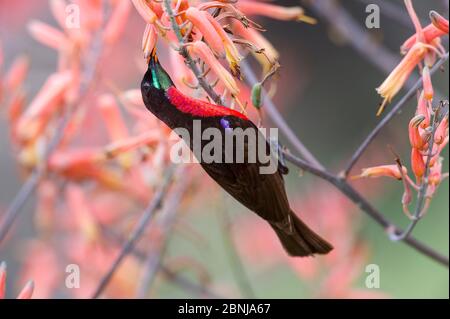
217, 205, 255, 298
101, 226, 223, 298
162, 0, 223, 105
390, 107, 446, 241
342, 53, 449, 177
136, 175, 188, 298
92, 165, 177, 298
283, 150, 449, 267
0, 12, 107, 244
240, 61, 324, 170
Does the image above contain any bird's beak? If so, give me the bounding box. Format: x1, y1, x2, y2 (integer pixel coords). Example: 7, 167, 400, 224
148, 48, 158, 65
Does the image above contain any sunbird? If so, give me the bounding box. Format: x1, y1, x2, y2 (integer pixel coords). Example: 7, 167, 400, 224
140, 51, 332, 256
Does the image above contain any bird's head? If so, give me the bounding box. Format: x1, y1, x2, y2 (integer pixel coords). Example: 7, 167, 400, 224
141, 49, 174, 94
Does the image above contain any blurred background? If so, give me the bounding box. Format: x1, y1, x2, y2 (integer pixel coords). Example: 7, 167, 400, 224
0, 0, 448, 298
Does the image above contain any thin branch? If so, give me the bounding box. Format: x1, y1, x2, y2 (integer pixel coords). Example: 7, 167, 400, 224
240, 61, 324, 170
136, 175, 188, 298
162, 0, 223, 105
92, 165, 177, 298
217, 206, 255, 298
283, 150, 449, 268
101, 226, 223, 298
0, 14, 107, 245
342, 53, 449, 177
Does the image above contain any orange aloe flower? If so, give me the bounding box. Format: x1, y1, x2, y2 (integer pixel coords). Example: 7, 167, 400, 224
237, 1, 316, 24
409, 114, 427, 150
188, 40, 239, 96
376, 42, 427, 115
411, 148, 426, 181
353, 165, 408, 180
103, 0, 132, 44
28, 20, 70, 51
16, 71, 73, 143
131, 0, 157, 24
3, 55, 29, 92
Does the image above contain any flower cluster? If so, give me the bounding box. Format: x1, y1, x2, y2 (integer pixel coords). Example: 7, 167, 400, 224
0, 0, 182, 298
0, 0, 319, 298
131, 0, 315, 106
376, 0, 448, 116
356, 1, 449, 219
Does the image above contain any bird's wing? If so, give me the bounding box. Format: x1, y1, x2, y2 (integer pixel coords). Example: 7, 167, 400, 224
200, 116, 291, 223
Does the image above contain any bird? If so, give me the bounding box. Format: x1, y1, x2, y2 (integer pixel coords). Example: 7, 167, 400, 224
140, 50, 333, 257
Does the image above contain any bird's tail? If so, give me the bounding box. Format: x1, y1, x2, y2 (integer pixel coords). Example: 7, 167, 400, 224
271, 210, 333, 257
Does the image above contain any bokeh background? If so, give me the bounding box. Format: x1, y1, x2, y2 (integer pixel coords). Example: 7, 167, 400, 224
0, 0, 448, 298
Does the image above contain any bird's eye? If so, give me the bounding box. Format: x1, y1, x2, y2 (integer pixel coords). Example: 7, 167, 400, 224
141, 81, 151, 93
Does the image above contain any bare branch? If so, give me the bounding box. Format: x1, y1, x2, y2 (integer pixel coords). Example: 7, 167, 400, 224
217, 205, 255, 298
92, 165, 177, 298
136, 175, 189, 298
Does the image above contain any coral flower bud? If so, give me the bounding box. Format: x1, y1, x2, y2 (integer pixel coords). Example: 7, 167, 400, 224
4, 55, 29, 92
185, 7, 225, 57
409, 114, 426, 149
434, 114, 448, 145
17, 71, 72, 142
16, 281, 34, 299
204, 12, 242, 77
411, 148, 426, 181
104, 0, 132, 44
428, 157, 443, 187
430, 11, 449, 33
98, 94, 129, 141
353, 165, 407, 180
0, 261, 6, 299
142, 23, 157, 59
401, 23, 446, 54
237, 2, 316, 24
422, 66, 433, 101
416, 91, 430, 128
131, 0, 157, 24
188, 41, 239, 96
28, 20, 70, 51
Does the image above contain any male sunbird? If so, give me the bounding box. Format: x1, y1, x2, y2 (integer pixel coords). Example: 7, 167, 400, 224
140, 51, 332, 256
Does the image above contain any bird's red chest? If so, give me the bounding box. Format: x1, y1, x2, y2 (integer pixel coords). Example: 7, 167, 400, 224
166, 87, 248, 120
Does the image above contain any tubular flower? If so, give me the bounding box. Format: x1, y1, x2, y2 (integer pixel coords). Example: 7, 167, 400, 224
131, 0, 157, 24
236, 1, 317, 24
376, 42, 427, 116
411, 147, 426, 181
409, 115, 426, 149
430, 11, 449, 33
188, 41, 239, 96
353, 165, 408, 180
377, 1, 448, 115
